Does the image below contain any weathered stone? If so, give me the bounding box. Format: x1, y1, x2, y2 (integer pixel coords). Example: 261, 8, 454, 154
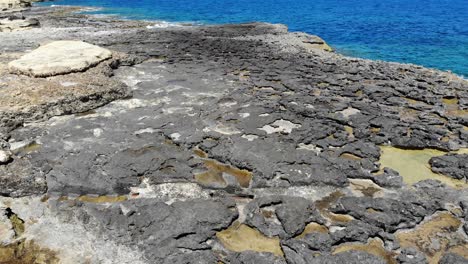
0, 55, 131, 133
439, 253, 468, 264
8, 41, 112, 77
397, 248, 428, 264
244, 196, 322, 239
372, 168, 404, 188
330, 220, 382, 244
331, 196, 442, 232
0, 150, 11, 164
429, 153, 468, 180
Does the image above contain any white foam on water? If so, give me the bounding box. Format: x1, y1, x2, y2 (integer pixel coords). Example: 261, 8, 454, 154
146, 21, 184, 29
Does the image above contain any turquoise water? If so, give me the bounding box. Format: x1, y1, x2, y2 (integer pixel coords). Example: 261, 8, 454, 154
42, 0, 468, 76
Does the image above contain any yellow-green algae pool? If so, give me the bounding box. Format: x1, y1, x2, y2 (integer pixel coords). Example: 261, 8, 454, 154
378, 146, 468, 188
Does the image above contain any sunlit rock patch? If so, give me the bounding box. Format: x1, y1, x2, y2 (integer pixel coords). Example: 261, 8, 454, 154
332, 238, 397, 264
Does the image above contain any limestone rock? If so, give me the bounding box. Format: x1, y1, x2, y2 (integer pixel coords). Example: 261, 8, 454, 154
8, 41, 112, 77
1, 6, 468, 264
0, 17, 38, 32
0, 150, 11, 164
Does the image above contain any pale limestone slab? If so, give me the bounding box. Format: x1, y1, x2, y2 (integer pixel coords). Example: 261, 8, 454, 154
8, 40, 112, 77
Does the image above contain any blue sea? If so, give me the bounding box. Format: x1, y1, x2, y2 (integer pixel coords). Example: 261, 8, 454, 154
41, 0, 468, 76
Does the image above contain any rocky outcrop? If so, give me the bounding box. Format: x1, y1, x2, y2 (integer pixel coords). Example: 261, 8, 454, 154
0, 41, 132, 135
0, 16, 39, 32
430, 153, 468, 180
9, 41, 113, 77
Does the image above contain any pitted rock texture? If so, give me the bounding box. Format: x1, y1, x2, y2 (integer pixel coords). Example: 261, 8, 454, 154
0, 48, 132, 135
430, 153, 468, 180
0, 5, 468, 264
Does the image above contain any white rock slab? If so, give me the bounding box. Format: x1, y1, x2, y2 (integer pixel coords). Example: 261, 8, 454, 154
8, 40, 112, 77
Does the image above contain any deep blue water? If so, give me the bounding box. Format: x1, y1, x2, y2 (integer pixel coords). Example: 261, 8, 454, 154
42, 0, 468, 76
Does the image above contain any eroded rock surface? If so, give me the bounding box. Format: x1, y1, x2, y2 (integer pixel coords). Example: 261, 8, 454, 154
0, 5, 467, 264
430, 153, 468, 181
9, 40, 113, 77
0, 16, 39, 32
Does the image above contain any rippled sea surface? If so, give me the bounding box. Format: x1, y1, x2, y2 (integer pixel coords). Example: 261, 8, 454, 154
43, 0, 468, 76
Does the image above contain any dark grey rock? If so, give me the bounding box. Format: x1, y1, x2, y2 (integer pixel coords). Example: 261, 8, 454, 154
64, 198, 238, 263
331, 196, 442, 232
373, 168, 404, 188
429, 153, 468, 180
330, 220, 381, 244
439, 253, 468, 264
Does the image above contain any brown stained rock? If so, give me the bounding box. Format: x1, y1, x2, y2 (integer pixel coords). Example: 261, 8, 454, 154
295, 222, 328, 239
193, 150, 253, 188
396, 211, 465, 264
0, 240, 60, 264
76, 195, 128, 203
0, 157, 46, 197
315, 191, 354, 224
333, 238, 397, 264
348, 179, 384, 198
448, 244, 468, 259
216, 222, 283, 257
0, 59, 131, 132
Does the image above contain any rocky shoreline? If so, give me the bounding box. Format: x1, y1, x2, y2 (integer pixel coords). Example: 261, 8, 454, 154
1, 4, 468, 264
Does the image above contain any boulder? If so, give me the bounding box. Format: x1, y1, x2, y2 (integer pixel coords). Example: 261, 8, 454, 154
0, 17, 39, 32
8, 41, 112, 77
